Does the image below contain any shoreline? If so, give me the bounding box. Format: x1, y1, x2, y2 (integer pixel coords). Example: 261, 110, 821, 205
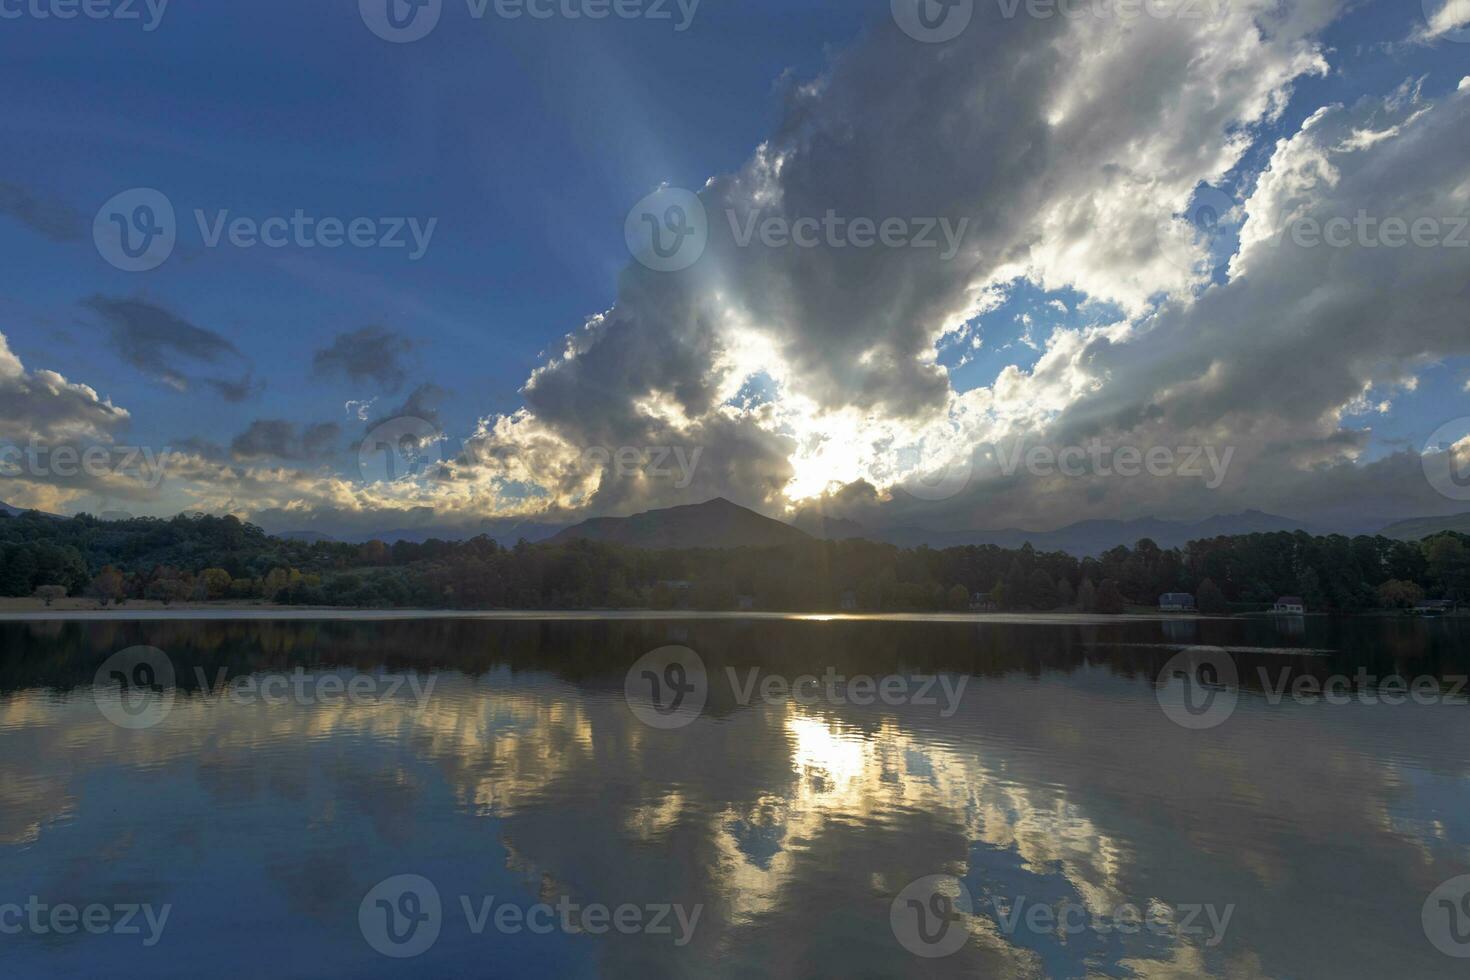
0, 605, 1222, 624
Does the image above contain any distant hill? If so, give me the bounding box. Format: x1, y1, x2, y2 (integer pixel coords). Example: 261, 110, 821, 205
549, 498, 812, 550
0, 501, 60, 519
1380, 512, 1470, 541
278, 530, 339, 543
800, 509, 1326, 557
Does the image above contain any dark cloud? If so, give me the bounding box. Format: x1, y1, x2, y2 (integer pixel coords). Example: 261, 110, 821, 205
230, 420, 341, 463
82, 296, 245, 393
312, 326, 414, 392
207, 373, 263, 403
0, 181, 85, 243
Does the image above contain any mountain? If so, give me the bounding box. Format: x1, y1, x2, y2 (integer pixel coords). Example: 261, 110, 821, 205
549, 498, 812, 550
801, 510, 1328, 556
0, 501, 61, 519
1379, 512, 1470, 541
278, 530, 339, 543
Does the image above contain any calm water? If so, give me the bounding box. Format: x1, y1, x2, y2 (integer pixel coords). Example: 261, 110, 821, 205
2, 614, 1469, 978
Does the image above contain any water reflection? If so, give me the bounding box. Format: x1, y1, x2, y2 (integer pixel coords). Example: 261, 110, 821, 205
0, 616, 1468, 977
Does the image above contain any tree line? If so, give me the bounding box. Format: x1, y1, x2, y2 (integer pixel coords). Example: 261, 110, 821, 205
0, 509, 1465, 613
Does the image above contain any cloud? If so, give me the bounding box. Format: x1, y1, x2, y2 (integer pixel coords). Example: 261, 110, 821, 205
230, 420, 341, 463
83, 296, 248, 394
1416, 0, 1470, 42
451, 0, 1340, 520
0, 331, 128, 443
0, 181, 86, 243
311, 326, 414, 392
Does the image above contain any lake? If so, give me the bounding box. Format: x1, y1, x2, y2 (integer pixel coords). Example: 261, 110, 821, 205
2, 613, 1469, 978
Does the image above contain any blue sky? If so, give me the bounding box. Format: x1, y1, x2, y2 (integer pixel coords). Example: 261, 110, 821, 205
1, 0, 1468, 532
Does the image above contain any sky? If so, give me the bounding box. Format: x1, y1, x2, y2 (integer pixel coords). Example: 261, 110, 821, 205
0, 0, 1468, 538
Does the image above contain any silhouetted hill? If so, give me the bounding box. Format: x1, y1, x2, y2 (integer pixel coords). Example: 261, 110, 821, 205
1380, 512, 1470, 541
549, 498, 812, 550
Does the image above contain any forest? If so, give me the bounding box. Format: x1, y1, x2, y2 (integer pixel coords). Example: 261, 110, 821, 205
0, 509, 1464, 614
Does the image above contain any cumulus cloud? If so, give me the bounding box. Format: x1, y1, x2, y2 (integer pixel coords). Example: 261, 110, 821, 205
311, 326, 414, 392
448, 0, 1345, 522
0, 332, 127, 443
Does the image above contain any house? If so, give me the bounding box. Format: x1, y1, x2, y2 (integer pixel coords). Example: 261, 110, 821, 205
737, 594, 756, 611
1159, 593, 1196, 612
970, 591, 996, 612
1273, 596, 1305, 614
839, 590, 858, 611
656, 580, 692, 592
1415, 599, 1456, 616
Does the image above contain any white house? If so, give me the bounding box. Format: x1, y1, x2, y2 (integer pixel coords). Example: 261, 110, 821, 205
1159, 593, 1196, 612
1273, 596, 1305, 614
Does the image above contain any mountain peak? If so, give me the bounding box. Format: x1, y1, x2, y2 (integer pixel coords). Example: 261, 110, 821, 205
549, 498, 810, 550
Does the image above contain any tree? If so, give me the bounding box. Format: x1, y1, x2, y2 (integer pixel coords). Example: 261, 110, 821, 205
1077, 578, 1097, 613
198, 568, 233, 600
1197, 578, 1228, 614
1095, 579, 1126, 615
87, 566, 126, 607
1377, 579, 1424, 609
947, 584, 970, 611
34, 584, 67, 606
1056, 578, 1075, 610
